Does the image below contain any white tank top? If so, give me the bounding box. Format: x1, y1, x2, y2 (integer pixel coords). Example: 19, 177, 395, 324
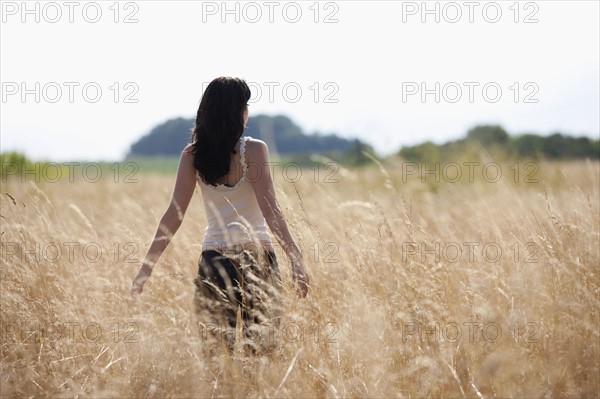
196, 136, 271, 251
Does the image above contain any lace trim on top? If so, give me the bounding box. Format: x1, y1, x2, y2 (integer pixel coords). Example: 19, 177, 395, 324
196, 136, 249, 190
239, 135, 248, 182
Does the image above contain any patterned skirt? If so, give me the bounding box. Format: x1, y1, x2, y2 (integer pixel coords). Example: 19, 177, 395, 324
193, 246, 283, 349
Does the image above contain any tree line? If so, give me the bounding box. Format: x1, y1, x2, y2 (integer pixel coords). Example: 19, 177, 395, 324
399, 125, 599, 163
2, 119, 598, 180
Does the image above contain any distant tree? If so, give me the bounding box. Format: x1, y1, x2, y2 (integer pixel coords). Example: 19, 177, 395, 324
129, 118, 193, 156
510, 134, 545, 159
339, 139, 376, 166
399, 125, 599, 162
128, 114, 368, 158
399, 141, 441, 163
542, 133, 568, 159
1, 151, 46, 180
570, 136, 600, 158
1, 151, 26, 179
509, 133, 599, 160
466, 125, 510, 146
245, 115, 355, 154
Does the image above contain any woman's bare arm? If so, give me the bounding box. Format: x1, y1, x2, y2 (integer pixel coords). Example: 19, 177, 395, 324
246, 139, 309, 297
131, 145, 197, 296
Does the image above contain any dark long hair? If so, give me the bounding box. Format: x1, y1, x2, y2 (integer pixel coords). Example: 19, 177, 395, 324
190, 77, 251, 186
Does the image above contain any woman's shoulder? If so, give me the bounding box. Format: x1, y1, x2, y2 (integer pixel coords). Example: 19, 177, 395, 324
182, 143, 195, 155
244, 137, 269, 154
244, 137, 269, 164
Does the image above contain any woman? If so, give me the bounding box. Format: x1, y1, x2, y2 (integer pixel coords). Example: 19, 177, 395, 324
130, 76, 309, 340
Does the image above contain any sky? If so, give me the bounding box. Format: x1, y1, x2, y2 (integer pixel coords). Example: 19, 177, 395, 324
1, 0, 599, 161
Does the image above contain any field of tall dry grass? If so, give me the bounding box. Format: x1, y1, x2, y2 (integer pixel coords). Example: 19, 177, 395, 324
1, 158, 599, 398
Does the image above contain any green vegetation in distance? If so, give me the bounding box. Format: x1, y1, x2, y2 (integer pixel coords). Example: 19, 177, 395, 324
127, 114, 376, 167
0, 152, 156, 181
399, 125, 600, 164
2, 123, 598, 181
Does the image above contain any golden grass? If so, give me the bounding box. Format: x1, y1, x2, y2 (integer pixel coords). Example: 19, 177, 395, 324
1, 159, 599, 398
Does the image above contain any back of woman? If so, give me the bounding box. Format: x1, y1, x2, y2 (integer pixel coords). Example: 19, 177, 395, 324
130, 76, 309, 352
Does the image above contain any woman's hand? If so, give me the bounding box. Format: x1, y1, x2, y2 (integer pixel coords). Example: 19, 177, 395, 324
131, 264, 152, 299
291, 260, 309, 298
247, 139, 309, 298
